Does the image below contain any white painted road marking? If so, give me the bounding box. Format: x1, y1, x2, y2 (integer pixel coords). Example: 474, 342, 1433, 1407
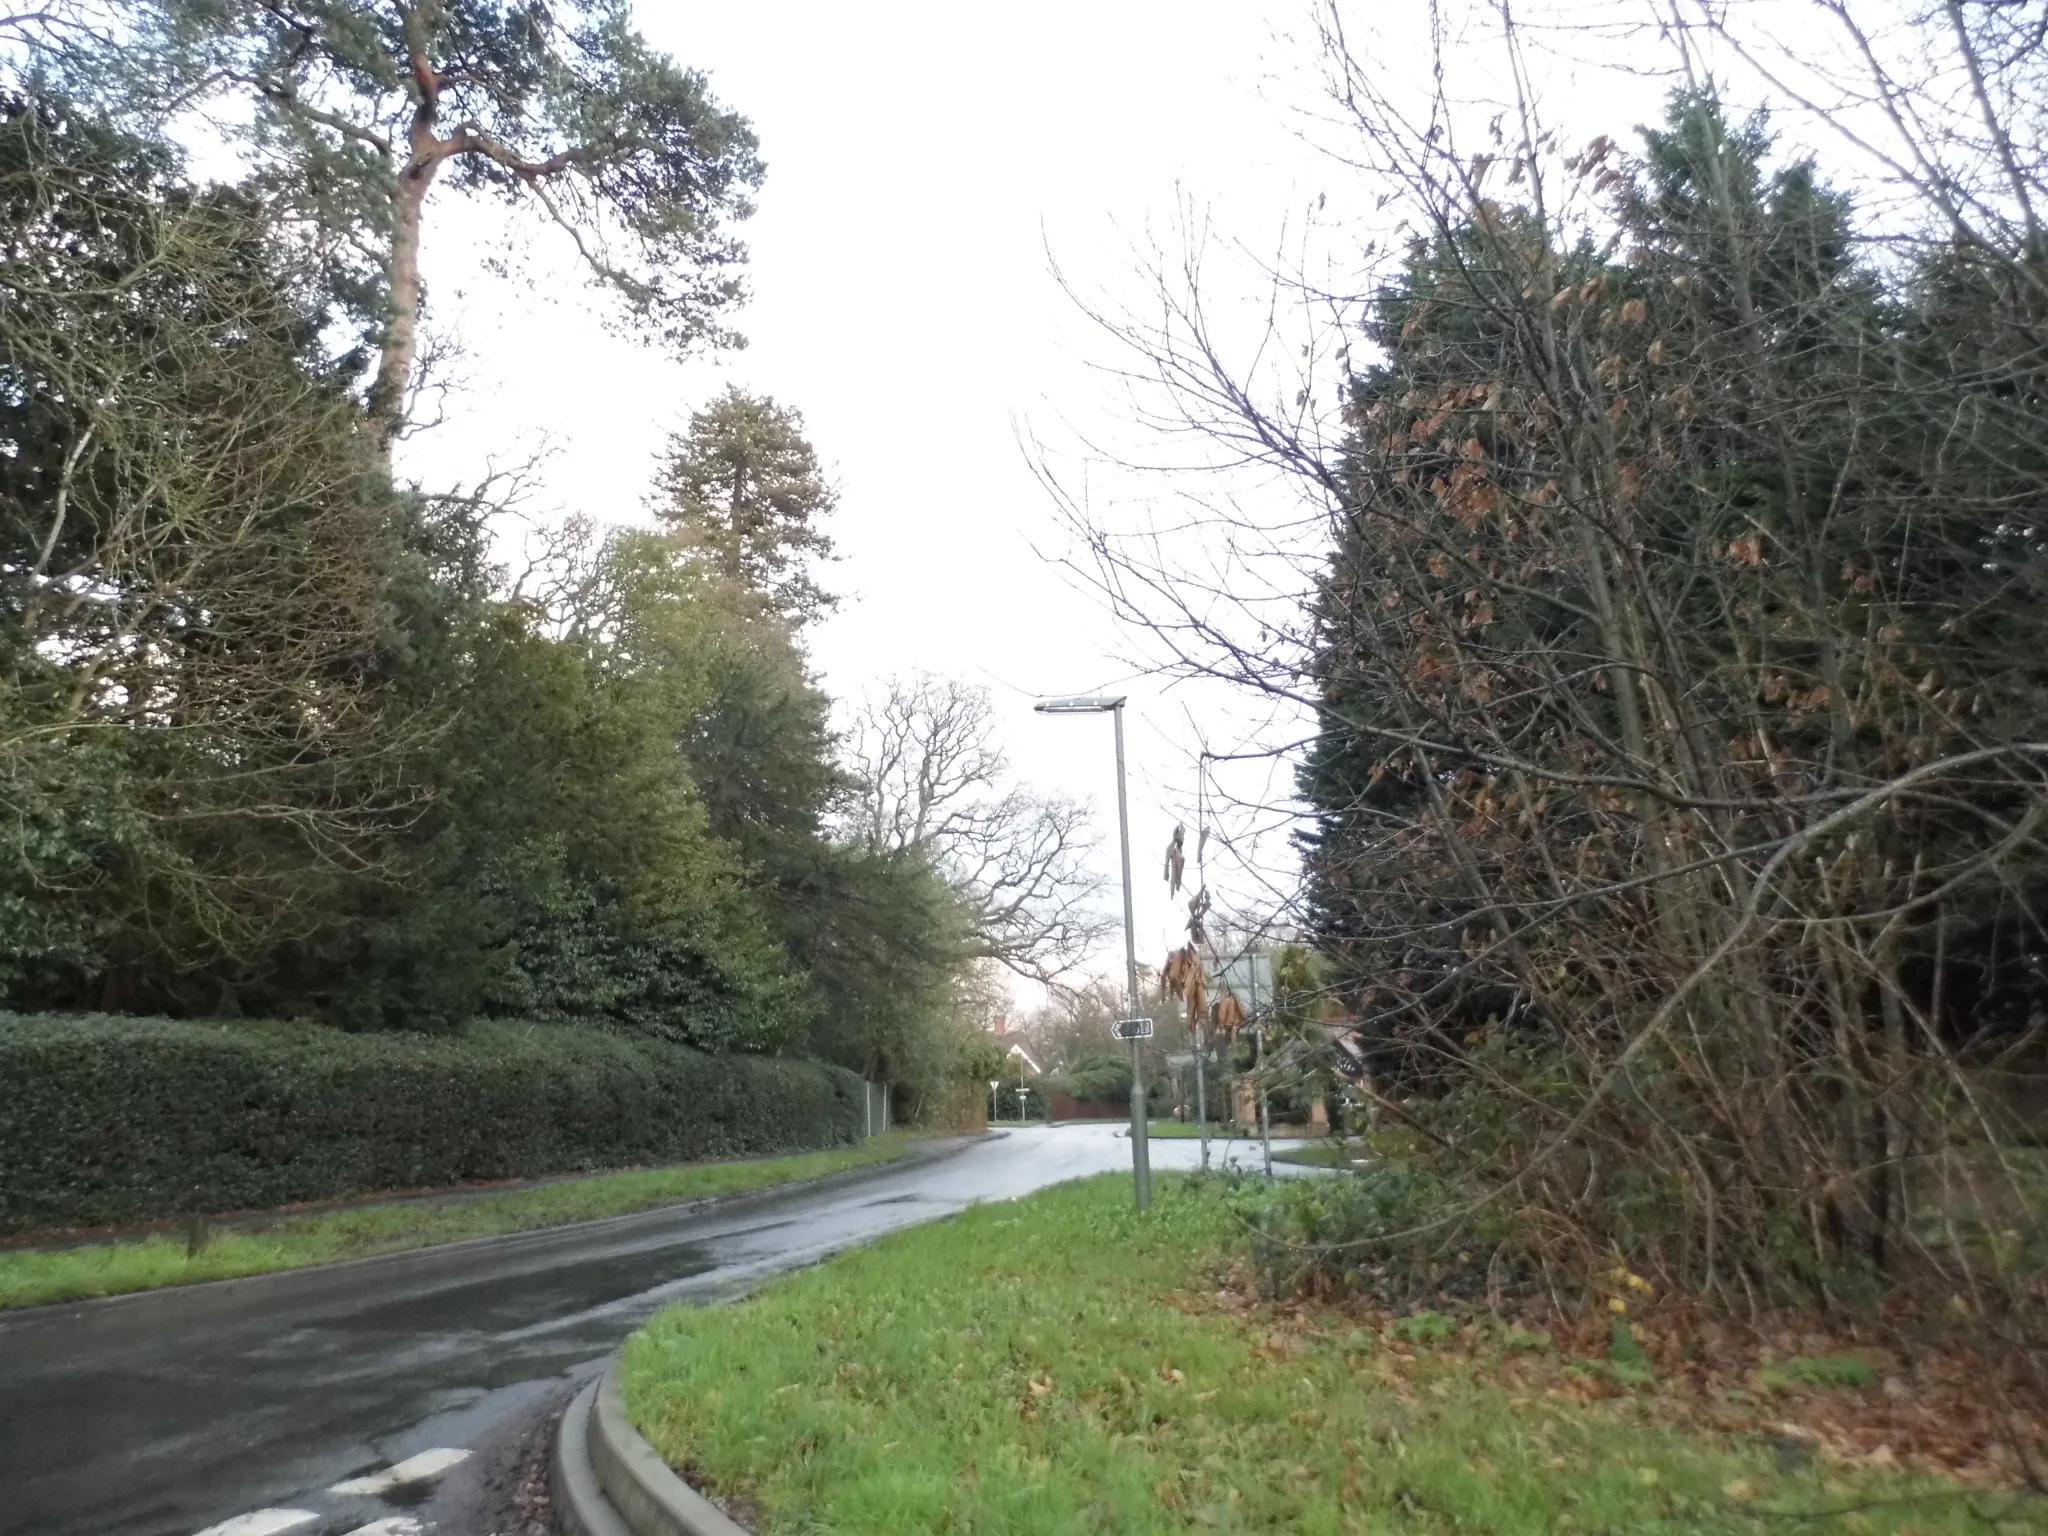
329, 1445, 471, 1496
342, 1520, 424, 1536
191, 1512, 317, 1536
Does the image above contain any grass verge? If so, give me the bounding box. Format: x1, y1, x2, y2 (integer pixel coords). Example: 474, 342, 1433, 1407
623, 1174, 2040, 1536
1274, 1140, 1368, 1168
1149, 1121, 1318, 1141
0, 1136, 916, 1310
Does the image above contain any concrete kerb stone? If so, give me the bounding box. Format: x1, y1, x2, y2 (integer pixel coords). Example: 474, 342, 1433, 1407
549, 1129, 1007, 1536
555, 1359, 752, 1536
552, 1376, 636, 1536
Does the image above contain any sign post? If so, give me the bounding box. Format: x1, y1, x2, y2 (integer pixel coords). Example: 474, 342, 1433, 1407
1035, 693, 1150, 1210
1115, 1019, 1153, 1205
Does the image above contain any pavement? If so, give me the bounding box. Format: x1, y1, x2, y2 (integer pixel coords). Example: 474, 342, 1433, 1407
0, 1124, 1302, 1536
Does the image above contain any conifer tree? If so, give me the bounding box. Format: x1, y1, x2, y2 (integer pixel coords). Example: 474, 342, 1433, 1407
652, 386, 838, 626
127, 0, 764, 445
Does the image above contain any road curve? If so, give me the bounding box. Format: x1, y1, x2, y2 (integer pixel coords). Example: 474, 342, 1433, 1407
0, 1124, 1295, 1536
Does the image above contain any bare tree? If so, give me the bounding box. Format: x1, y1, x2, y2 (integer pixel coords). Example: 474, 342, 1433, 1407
841, 673, 1110, 984
0, 2, 104, 53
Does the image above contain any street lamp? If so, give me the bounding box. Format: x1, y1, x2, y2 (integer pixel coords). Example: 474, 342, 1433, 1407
1033, 693, 1152, 1210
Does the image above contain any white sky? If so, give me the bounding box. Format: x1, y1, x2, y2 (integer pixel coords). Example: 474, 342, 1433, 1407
390, 0, 1901, 1003
396, 0, 1359, 1002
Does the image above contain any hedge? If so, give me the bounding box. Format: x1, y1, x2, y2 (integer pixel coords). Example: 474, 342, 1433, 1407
0, 1013, 867, 1235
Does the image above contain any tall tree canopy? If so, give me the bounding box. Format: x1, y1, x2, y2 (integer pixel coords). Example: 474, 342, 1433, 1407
1291, 84, 2048, 1303
0, 72, 982, 1093
1063, 0, 2048, 1314
0, 89, 432, 1010
126, 0, 764, 441
653, 386, 838, 626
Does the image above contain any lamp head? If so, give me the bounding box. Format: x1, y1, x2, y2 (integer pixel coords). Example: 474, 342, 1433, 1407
1033, 694, 1126, 714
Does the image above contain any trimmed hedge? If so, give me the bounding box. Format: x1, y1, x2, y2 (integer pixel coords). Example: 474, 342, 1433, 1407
0, 1013, 867, 1234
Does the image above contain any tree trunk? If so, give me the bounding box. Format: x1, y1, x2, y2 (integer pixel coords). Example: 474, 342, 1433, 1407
372, 168, 433, 448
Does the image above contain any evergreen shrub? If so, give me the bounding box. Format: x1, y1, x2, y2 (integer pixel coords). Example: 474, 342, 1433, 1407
0, 1013, 865, 1233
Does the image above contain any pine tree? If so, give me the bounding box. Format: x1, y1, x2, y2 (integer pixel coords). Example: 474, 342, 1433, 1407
652, 386, 838, 626
125, 0, 764, 445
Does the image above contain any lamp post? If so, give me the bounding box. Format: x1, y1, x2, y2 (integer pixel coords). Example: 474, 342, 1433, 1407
1034, 693, 1151, 1211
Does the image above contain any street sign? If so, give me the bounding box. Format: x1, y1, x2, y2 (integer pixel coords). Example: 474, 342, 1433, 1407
1112, 1017, 1155, 1040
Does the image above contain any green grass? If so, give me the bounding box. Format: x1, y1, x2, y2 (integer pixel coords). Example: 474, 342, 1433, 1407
622, 1174, 2040, 1536
1274, 1140, 1369, 1167
1764, 1354, 1878, 1392
1149, 1121, 1322, 1141
1143, 1120, 1288, 1139
0, 1136, 916, 1310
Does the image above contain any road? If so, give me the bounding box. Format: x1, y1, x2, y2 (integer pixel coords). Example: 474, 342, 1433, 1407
0, 1124, 1302, 1536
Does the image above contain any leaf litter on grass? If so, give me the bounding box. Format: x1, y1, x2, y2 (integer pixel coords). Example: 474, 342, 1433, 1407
1204, 1252, 2047, 1493
622, 1174, 2048, 1536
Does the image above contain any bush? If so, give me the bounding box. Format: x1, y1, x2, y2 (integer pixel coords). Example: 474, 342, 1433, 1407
1240, 1162, 1478, 1303
994, 1082, 1043, 1121
0, 1013, 866, 1233
1049, 1051, 1134, 1104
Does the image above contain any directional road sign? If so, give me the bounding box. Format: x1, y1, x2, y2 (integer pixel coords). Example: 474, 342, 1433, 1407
1112, 1017, 1155, 1041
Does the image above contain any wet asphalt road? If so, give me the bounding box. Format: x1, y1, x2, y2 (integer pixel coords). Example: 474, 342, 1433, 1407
0, 1124, 1301, 1536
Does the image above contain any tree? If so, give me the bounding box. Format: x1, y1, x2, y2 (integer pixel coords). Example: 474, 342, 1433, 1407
316, 605, 805, 1042
0, 19, 1008, 1099
842, 673, 1108, 983
0, 88, 433, 1010
0, 86, 805, 1039
778, 842, 978, 1109
1054, 2, 2048, 1313
0, 2, 110, 61
126, 0, 763, 443
652, 387, 838, 625
497, 517, 981, 1081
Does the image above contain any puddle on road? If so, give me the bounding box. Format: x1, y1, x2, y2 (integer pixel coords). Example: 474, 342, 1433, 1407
328, 1244, 721, 1336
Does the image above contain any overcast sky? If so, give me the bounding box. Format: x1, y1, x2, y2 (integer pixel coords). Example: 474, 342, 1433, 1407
392, 0, 1856, 1006
392, 1, 1350, 1005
